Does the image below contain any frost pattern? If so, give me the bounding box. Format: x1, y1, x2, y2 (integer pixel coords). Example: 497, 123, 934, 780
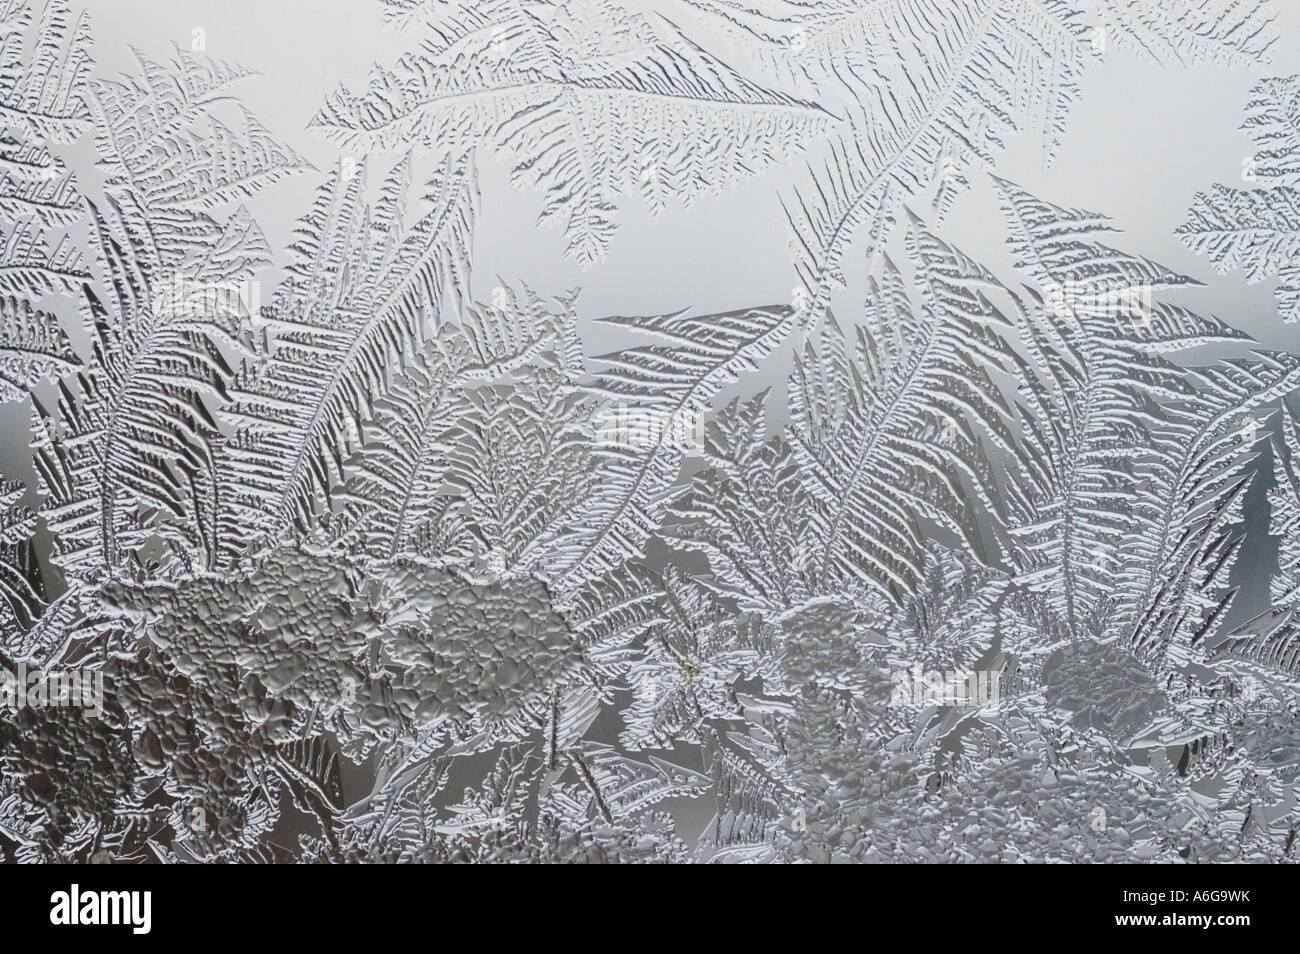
312, 0, 836, 266
1, 0, 1300, 865
682, 0, 1277, 314
1180, 75, 1300, 323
